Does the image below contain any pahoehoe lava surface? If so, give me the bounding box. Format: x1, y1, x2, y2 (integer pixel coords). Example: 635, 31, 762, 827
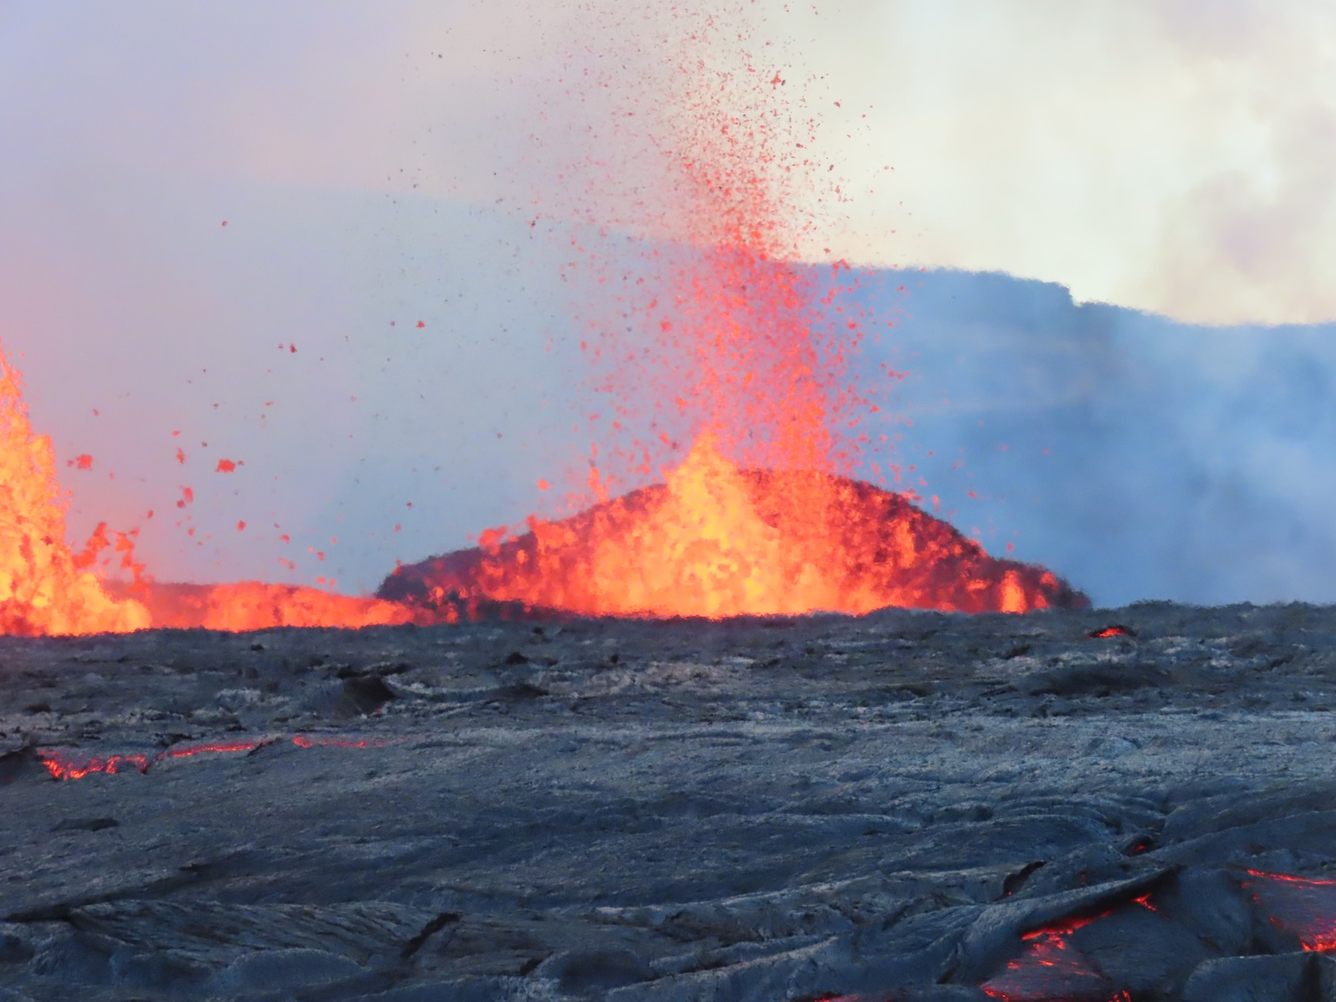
3, 604, 1336, 999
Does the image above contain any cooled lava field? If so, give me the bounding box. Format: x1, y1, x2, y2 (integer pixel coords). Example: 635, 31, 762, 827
4, 603, 1336, 1001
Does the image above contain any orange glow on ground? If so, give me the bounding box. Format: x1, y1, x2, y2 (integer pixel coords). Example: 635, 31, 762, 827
383, 435, 1083, 619
39, 734, 392, 781
132, 581, 411, 631
1245, 870, 1336, 952
980, 907, 1138, 1002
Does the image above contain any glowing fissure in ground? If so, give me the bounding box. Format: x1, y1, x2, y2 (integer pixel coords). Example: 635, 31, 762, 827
1245, 870, 1336, 952
38, 733, 390, 781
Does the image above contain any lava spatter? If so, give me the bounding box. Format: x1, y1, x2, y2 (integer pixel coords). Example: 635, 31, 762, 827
539, 3, 887, 501
380, 435, 1083, 619
494, 3, 1074, 617
0, 342, 408, 636
0, 341, 149, 636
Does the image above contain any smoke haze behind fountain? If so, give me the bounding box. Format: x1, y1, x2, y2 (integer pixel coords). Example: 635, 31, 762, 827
3, 172, 1334, 608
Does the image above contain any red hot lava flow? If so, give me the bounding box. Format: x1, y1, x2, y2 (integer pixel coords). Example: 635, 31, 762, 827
1245, 870, 1336, 952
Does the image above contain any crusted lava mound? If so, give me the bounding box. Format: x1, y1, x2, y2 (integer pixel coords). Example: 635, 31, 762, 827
379, 443, 1086, 620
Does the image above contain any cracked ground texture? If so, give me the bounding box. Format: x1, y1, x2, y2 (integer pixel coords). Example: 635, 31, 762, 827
3, 603, 1336, 1000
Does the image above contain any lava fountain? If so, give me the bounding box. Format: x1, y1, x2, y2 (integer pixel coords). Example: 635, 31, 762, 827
401, 3, 1085, 621
379, 435, 1084, 620
0, 346, 149, 635
0, 4, 1084, 635
0, 341, 410, 634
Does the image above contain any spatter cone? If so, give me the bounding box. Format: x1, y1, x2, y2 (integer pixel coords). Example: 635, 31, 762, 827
380, 437, 1086, 621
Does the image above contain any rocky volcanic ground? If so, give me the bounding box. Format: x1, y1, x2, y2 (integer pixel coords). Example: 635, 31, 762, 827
3, 604, 1336, 1000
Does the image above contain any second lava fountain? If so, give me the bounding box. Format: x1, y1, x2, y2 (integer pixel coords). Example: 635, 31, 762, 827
380, 435, 1086, 621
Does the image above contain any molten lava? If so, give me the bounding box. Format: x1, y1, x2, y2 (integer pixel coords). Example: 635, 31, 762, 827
0, 345, 148, 635
981, 908, 1138, 1002
381, 435, 1084, 620
1, 7, 1087, 636
1245, 870, 1336, 952
127, 581, 411, 631
40, 734, 390, 781
0, 340, 408, 636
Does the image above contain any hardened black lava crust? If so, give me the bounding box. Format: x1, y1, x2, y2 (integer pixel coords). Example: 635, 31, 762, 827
2, 602, 1336, 1000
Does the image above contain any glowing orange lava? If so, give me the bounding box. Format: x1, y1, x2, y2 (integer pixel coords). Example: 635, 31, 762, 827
490, 4, 1083, 620
132, 581, 411, 631
40, 733, 392, 781
381, 435, 1084, 619
0, 343, 149, 635
981, 908, 1137, 1002
1088, 625, 1135, 639
1245, 870, 1336, 952
0, 341, 407, 636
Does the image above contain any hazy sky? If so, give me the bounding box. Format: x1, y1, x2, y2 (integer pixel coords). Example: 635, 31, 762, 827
2, 1, 1333, 601
5, 1, 1334, 323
